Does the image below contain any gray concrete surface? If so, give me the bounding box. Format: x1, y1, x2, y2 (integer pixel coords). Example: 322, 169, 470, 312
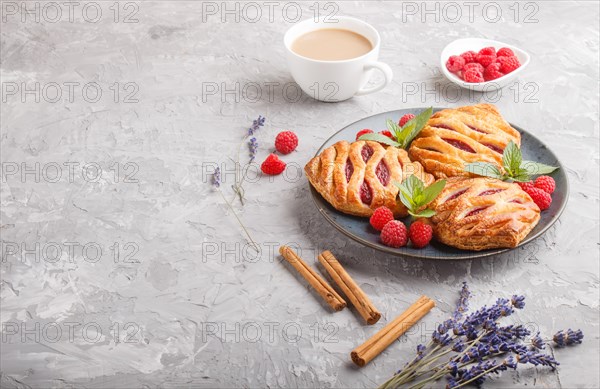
1, 1, 598, 388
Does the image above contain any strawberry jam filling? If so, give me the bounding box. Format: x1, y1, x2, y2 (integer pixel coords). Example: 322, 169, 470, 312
360, 181, 373, 205
478, 189, 503, 196
361, 145, 374, 162
446, 188, 468, 201
345, 159, 354, 183
509, 199, 523, 204
482, 143, 503, 154
376, 161, 390, 186
465, 207, 488, 217
468, 125, 487, 134
442, 138, 476, 153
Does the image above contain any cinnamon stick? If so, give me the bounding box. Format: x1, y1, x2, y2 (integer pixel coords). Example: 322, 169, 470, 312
318, 250, 381, 325
279, 246, 346, 311
351, 295, 435, 367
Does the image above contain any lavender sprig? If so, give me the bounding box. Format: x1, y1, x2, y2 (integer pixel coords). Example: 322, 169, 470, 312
231, 115, 266, 204
553, 329, 584, 347
453, 282, 471, 321
212, 167, 259, 252
379, 284, 584, 389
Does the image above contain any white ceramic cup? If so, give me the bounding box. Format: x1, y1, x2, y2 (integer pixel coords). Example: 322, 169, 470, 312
284, 17, 393, 102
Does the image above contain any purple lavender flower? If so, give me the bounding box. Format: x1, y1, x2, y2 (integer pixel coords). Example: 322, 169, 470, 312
453, 282, 471, 320
511, 295, 526, 309
213, 167, 221, 188
516, 351, 559, 370
553, 329, 584, 347
248, 115, 265, 136
531, 332, 545, 349
249, 137, 258, 162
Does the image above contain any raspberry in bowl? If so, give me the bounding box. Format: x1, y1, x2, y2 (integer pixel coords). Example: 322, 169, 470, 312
440, 38, 530, 92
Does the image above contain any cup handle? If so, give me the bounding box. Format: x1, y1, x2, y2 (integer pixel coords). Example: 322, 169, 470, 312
355, 61, 393, 96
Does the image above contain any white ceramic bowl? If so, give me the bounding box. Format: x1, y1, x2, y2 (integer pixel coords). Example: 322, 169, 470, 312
440, 38, 530, 92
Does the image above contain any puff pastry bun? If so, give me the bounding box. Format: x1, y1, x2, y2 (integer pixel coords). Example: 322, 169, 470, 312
409, 104, 520, 179
425, 177, 540, 250
305, 140, 434, 217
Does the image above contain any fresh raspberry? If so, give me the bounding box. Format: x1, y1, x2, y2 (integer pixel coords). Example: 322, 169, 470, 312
476, 53, 496, 67
380, 220, 408, 248
379, 130, 396, 140
497, 47, 514, 57
483, 63, 504, 81
526, 187, 552, 211
460, 51, 478, 64
370, 206, 395, 231
479, 47, 496, 56
534, 175, 556, 194
497, 55, 521, 74
274, 131, 298, 154
399, 114, 415, 127
517, 181, 535, 192
260, 153, 286, 175
409, 222, 433, 249
463, 62, 484, 74
463, 68, 485, 83
446, 55, 465, 73
356, 129, 373, 141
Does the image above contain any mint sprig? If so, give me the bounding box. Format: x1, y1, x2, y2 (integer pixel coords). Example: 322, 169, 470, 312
465, 141, 558, 182
358, 107, 433, 149
394, 175, 446, 218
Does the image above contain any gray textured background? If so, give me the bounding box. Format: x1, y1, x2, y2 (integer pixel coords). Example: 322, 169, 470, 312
1, 1, 599, 388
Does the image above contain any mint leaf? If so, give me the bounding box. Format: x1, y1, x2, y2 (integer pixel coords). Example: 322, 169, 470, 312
521, 160, 559, 176
400, 107, 433, 148
421, 179, 447, 205
388, 107, 433, 149
395, 175, 445, 218
409, 209, 436, 218
464, 162, 505, 180
502, 141, 522, 176
358, 133, 401, 147
386, 119, 403, 141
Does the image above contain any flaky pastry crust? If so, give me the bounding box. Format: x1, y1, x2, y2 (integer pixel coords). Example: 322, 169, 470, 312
305, 140, 434, 217
424, 177, 540, 251
409, 104, 521, 179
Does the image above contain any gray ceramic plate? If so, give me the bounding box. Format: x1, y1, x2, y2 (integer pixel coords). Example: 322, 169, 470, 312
309, 108, 569, 260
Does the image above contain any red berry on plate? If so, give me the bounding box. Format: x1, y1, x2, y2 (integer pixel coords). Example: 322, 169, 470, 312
463, 62, 484, 74
526, 187, 552, 211
379, 130, 396, 140
446, 55, 466, 72
260, 153, 286, 175
476, 53, 496, 67
534, 175, 556, 194
483, 63, 504, 81
497, 55, 521, 74
460, 50, 478, 64
463, 68, 485, 83
478, 46, 496, 56
409, 221, 433, 249
356, 129, 373, 141
399, 114, 415, 127
274, 131, 298, 154
370, 206, 395, 231
497, 47, 515, 57
380, 220, 408, 248
517, 181, 535, 192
